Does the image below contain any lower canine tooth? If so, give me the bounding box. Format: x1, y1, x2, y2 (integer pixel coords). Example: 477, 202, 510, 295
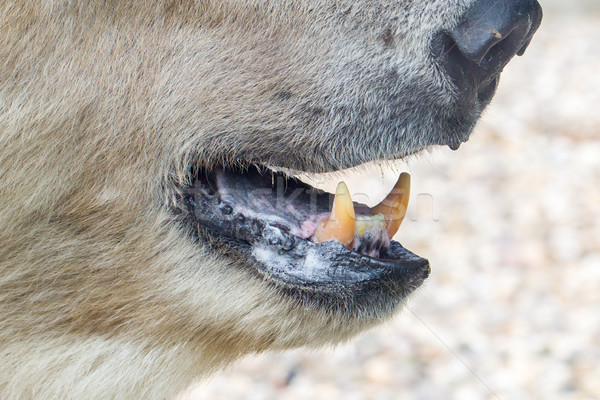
371, 172, 410, 239
314, 182, 355, 248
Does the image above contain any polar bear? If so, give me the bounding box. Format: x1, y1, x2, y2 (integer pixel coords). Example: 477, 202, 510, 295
0, 0, 541, 398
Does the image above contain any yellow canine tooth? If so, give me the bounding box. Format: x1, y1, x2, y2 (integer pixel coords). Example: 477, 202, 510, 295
371, 172, 410, 239
314, 181, 356, 248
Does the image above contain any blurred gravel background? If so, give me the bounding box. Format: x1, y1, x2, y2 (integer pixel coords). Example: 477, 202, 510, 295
179, 1, 600, 398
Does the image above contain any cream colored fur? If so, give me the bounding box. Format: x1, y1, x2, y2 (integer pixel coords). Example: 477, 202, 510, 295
0, 0, 475, 398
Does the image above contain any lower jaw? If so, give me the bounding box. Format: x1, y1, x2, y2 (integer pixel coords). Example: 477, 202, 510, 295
181, 165, 430, 316
195, 228, 429, 317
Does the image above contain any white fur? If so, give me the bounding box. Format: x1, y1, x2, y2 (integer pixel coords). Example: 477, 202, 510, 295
0, 0, 476, 398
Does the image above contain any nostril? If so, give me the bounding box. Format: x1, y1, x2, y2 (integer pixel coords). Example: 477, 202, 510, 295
450, 0, 543, 67
431, 0, 542, 110
452, 25, 507, 65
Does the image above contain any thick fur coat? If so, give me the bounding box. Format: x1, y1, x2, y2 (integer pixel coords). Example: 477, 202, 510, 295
0, 0, 488, 398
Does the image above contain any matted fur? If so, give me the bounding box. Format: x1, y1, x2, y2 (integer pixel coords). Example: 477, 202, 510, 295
0, 0, 477, 398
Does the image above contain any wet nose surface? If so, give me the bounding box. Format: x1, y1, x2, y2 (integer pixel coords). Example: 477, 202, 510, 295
452, 0, 543, 77
433, 0, 543, 109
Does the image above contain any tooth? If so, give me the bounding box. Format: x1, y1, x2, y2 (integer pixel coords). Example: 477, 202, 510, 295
371, 172, 410, 239
314, 181, 355, 248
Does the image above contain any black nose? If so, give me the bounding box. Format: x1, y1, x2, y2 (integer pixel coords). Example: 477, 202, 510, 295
452, 0, 543, 76
434, 0, 542, 108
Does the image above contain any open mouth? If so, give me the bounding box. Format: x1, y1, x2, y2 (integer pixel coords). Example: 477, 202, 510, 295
183, 165, 430, 306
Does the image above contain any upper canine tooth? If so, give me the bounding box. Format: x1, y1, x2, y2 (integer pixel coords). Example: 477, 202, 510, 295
371, 172, 410, 239
314, 181, 355, 248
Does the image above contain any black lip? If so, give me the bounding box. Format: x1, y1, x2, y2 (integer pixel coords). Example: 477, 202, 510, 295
182, 166, 430, 298
196, 230, 430, 315
193, 220, 429, 290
